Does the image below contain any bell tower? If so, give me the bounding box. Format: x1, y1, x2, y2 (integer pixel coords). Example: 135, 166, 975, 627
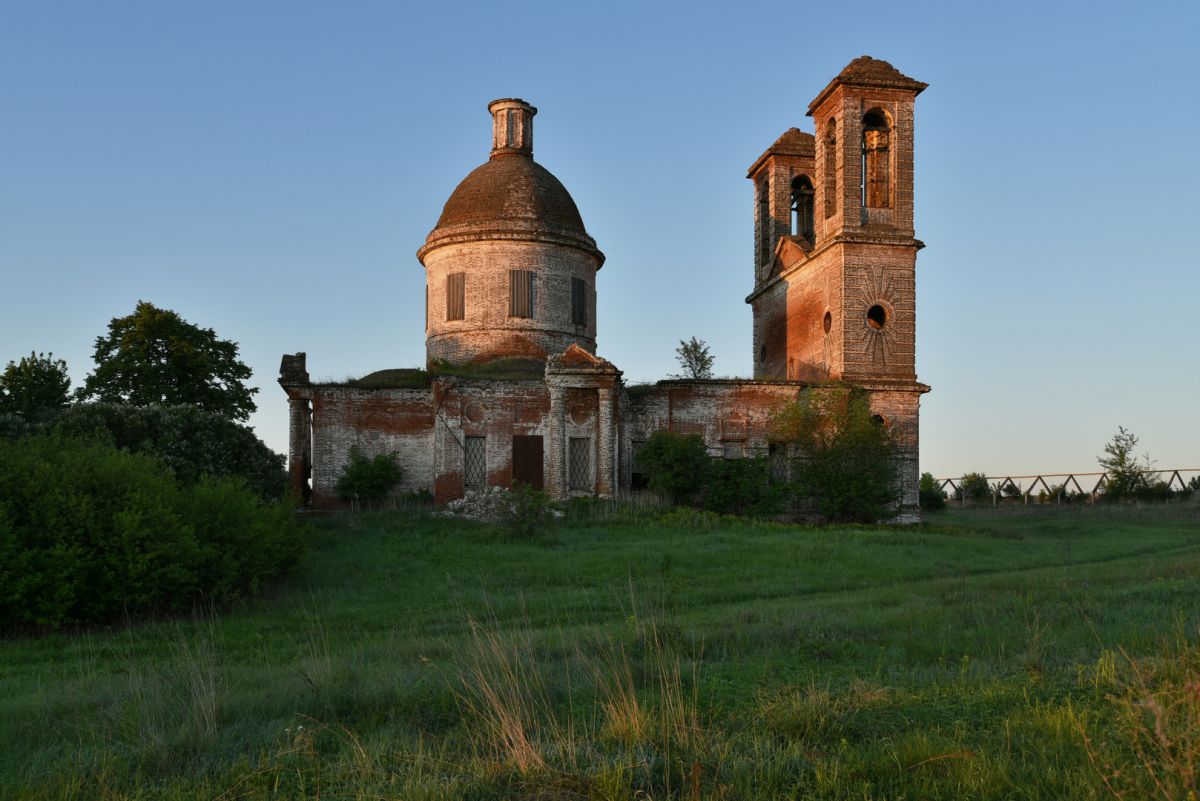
807, 55, 926, 382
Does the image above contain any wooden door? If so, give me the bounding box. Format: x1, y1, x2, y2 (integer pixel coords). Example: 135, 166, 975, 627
511, 435, 544, 490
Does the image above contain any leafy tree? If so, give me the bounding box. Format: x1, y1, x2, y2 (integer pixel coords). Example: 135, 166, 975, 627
79, 301, 257, 422
1098, 426, 1151, 502
956, 472, 992, 502
637, 430, 711, 505
54, 402, 287, 501
772, 387, 897, 523
674, 337, 714, 379
336, 448, 403, 508
0, 351, 71, 423
919, 471, 947, 511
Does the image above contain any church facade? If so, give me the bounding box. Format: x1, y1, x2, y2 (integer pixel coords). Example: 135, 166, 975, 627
279, 56, 930, 517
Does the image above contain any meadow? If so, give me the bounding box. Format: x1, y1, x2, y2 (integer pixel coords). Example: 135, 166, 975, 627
2, 503, 1199, 800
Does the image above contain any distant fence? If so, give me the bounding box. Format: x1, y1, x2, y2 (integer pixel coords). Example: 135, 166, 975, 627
935, 468, 1200, 506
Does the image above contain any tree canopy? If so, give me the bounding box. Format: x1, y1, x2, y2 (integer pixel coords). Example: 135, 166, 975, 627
78, 301, 257, 421
0, 351, 71, 423
674, 337, 714, 379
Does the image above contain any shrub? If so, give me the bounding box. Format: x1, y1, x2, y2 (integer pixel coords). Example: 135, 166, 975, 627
335, 448, 403, 508
637, 431, 710, 505
918, 472, 946, 511
503, 483, 556, 538
54, 402, 288, 501
703, 456, 786, 517
0, 434, 303, 630
772, 387, 898, 523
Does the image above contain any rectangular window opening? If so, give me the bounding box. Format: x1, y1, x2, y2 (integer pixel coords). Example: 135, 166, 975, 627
464, 436, 486, 491
571, 277, 587, 325
569, 437, 592, 491
509, 269, 535, 318
446, 272, 465, 321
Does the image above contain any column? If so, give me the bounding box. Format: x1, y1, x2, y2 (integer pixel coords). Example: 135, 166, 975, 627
287, 397, 310, 501
596, 385, 615, 497
546, 385, 567, 500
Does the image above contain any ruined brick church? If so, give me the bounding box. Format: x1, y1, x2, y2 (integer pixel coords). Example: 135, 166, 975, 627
280, 56, 930, 517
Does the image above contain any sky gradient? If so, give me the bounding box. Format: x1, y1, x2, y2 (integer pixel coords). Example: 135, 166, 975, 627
2, 0, 1197, 480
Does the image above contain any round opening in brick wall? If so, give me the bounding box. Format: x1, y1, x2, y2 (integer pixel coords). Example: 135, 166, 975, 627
866, 304, 887, 330
823, 311, 832, 334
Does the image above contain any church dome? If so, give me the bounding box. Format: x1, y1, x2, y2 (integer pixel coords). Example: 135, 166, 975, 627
434, 156, 587, 236
418, 99, 603, 264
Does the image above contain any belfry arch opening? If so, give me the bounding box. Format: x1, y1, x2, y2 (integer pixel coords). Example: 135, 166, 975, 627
791, 175, 814, 239
861, 109, 892, 209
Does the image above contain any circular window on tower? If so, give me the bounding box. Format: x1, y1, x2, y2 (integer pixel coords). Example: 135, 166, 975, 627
866, 304, 888, 331
823, 310, 832, 334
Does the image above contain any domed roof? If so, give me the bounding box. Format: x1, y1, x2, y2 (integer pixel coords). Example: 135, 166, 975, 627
418, 98, 603, 265
434, 155, 588, 236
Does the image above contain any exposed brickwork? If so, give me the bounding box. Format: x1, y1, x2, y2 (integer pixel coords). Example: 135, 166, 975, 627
281, 57, 931, 520
423, 239, 598, 364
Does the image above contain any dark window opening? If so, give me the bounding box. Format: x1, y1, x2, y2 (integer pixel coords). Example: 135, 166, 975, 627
446, 272, 465, 321
823, 310, 832, 334
871, 414, 887, 428
758, 344, 766, 363
509, 269, 536, 318
861, 110, 892, 209
823, 118, 838, 219
630, 440, 648, 490
571, 277, 587, 325
867, 304, 887, 330
791, 175, 814, 239
757, 182, 770, 267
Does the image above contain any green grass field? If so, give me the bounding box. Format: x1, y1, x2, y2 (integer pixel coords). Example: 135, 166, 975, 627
2, 504, 1199, 800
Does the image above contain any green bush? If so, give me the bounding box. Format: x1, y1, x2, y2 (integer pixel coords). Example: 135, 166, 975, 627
772, 388, 898, 523
54, 402, 288, 501
636, 431, 710, 505
503, 483, 556, 538
919, 472, 947, 511
0, 434, 303, 630
703, 456, 787, 517
335, 448, 403, 508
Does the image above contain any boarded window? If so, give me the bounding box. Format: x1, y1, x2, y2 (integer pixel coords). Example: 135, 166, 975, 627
509, 269, 536, 318
571, 277, 587, 325
722, 441, 744, 460
569, 437, 591, 491
446, 272, 465, 321
464, 436, 486, 490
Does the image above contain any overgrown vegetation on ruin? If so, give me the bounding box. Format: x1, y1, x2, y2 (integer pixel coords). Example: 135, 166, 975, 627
3, 503, 1200, 799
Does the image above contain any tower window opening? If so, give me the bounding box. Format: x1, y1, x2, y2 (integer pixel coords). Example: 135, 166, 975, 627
867, 304, 887, 330
861, 110, 892, 209
571, 277, 587, 325
757, 181, 770, 268
823, 310, 832, 334
509, 269, 536, 318
791, 175, 814, 239
823, 118, 837, 219
446, 272, 465, 321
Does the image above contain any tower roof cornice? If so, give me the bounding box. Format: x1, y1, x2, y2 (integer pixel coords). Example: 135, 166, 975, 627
806, 56, 927, 115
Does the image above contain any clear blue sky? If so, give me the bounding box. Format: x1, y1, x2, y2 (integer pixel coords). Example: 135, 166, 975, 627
3, 0, 1197, 479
